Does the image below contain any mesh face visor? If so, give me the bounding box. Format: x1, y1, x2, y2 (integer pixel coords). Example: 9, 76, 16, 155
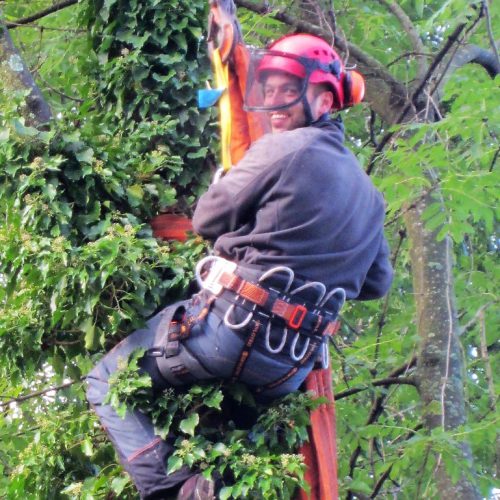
244, 49, 312, 112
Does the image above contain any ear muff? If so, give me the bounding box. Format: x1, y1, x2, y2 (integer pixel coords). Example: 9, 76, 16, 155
342, 70, 365, 108
350, 70, 365, 106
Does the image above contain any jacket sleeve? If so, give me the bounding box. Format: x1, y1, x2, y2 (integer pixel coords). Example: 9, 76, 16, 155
192, 137, 277, 241
356, 237, 394, 300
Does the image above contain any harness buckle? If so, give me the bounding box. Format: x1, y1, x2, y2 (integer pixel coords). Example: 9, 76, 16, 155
195, 256, 237, 295
288, 304, 307, 329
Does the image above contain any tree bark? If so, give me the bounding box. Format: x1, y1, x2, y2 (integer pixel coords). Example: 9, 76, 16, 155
0, 18, 51, 124
404, 192, 481, 499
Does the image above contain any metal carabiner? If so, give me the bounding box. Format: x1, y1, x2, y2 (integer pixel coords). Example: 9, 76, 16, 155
258, 266, 295, 353
290, 333, 310, 362
290, 281, 327, 306
223, 303, 253, 330
258, 266, 295, 292
264, 322, 288, 354
320, 287, 346, 312
321, 341, 330, 369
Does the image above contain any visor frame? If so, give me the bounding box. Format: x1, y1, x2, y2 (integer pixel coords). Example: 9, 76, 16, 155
243, 49, 335, 113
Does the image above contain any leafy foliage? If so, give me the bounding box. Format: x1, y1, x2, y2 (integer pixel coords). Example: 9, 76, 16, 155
104, 348, 320, 498
83, 0, 216, 205
0, 0, 498, 498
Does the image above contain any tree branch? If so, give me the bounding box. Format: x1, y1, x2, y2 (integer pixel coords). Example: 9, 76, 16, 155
0, 378, 83, 409
366, 9, 485, 174
5, 0, 78, 29
347, 393, 386, 497
370, 423, 423, 497
335, 375, 417, 400
375, 0, 427, 79
458, 301, 495, 336
0, 20, 52, 124
385, 184, 440, 226
371, 464, 393, 498
478, 309, 497, 412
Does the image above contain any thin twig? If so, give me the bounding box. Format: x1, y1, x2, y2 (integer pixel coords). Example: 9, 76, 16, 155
0, 378, 83, 409
373, 228, 406, 365
490, 146, 499, 172
387, 51, 433, 68
458, 301, 495, 336
336, 356, 417, 400
335, 376, 417, 400
4, 22, 85, 33
478, 309, 497, 412
327, 0, 337, 35
5, 0, 78, 29
36, 73, 85, 103
371, 464, 393, 498
384, 184, 440, 227
369, 110, 379, 147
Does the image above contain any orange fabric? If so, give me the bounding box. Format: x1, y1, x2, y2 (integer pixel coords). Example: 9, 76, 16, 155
227, 42, 269, 164
297, 367, 338, 500
150, 214, 193, 242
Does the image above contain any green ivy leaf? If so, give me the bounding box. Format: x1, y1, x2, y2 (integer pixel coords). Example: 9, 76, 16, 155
167, 455, 184, 474
179, 413, 199, 436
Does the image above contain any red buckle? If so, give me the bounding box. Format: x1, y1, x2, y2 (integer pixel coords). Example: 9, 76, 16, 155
288, 305, 307, 329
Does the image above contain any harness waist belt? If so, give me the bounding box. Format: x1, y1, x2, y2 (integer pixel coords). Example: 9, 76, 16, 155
216, 270, 339, 336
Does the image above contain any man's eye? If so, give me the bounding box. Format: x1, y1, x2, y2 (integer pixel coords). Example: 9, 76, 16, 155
264, 88, 275, 97
284, 87, 299, 97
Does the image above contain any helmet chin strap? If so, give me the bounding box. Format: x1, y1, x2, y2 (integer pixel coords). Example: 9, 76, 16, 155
301, 95, 314, 126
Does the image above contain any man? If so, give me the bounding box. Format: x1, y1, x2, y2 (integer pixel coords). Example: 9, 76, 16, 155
86, 33, 393, 499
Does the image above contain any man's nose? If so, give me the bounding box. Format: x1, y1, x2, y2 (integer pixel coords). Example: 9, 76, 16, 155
265, 90, 285, 107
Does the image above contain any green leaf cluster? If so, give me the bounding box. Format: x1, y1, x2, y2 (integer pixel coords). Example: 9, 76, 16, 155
83, 0, 216, 203
105, 349, 321, 498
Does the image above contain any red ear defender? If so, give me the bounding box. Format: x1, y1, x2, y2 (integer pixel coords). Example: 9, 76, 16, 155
342, 70, 365, 108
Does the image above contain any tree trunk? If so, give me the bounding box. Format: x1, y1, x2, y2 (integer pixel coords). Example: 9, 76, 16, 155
404, 191, 481, 499
0, 19, 51, 124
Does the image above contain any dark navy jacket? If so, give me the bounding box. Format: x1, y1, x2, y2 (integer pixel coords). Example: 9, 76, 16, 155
193, 119, 393, 300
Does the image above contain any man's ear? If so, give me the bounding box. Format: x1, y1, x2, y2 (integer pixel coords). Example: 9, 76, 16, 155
318, 91, 334, 113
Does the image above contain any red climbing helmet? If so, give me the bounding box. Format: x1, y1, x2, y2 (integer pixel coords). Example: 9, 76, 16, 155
244, 33, 365, 112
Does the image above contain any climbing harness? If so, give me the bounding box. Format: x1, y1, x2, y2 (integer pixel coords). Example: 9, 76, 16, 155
195, 255, 344, 371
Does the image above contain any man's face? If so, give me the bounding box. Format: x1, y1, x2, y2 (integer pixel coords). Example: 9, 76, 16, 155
262, 73, 328, 133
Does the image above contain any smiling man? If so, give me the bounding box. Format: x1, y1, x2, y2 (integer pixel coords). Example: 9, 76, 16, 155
87, 33, 393, 500
262, 72, 331, 132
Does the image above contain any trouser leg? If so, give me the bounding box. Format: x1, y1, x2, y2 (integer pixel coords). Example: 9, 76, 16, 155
86, 307, 194, 499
